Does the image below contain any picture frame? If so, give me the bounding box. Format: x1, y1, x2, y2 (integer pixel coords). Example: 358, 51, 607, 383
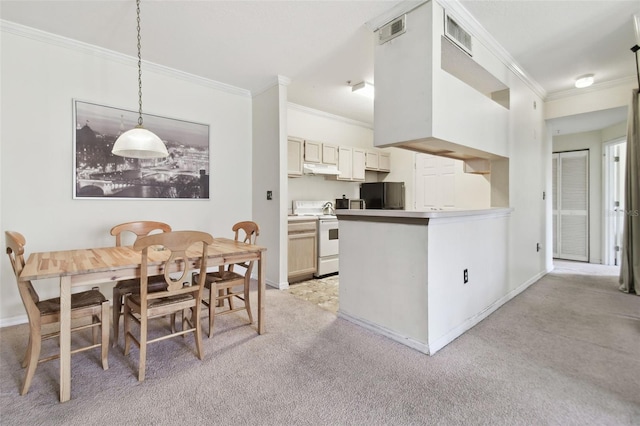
73, 99, 210, 199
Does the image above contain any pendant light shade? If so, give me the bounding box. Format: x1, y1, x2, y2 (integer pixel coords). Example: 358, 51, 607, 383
112, 0, 168, 159
112, 126, 169, 158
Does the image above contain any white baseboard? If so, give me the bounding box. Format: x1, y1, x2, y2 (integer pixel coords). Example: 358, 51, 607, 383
337, 310, 431, 355
339, 270, 548, 356
428, 270, 546, 354
0, 314, 28, 328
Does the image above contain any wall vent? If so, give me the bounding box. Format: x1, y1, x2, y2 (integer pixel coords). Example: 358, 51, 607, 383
378, 15, 406, 44
444, 13, 472, 56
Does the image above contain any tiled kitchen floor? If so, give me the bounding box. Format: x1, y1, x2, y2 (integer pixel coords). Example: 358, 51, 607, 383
286, 274, 339, 314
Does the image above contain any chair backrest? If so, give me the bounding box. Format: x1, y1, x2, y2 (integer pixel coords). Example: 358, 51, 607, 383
133, 231, 214, 303
228, 221, 259, 273
110, 221, 172, 247
5, 231, 41, 323
232, 221, 260, 245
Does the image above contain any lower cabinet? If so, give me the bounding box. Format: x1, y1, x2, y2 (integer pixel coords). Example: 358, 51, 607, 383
288, 219, 317, 282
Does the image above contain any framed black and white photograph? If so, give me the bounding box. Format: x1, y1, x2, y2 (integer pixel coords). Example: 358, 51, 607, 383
73, 99, 210, 199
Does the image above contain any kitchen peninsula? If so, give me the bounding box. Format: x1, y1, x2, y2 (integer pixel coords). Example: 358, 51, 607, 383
336, 208, 514, 355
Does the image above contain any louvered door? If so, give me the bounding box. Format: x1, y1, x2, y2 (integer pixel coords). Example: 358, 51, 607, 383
552, 150, 589, 261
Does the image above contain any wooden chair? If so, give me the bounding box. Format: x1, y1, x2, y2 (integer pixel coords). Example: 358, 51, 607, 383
5, 231, 109, 396
123, 230, 213, 382
110, 221, 171, 347
194, 221, 259, 337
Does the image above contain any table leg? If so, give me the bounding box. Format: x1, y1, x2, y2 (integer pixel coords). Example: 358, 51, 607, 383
258, 253, 265, 335
59, 276, 72, 402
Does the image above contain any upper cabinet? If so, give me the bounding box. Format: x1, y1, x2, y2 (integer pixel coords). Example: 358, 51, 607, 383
288, 137, 304, 177
337, 147, 365, 181
288, 138, 388, 179
365, 150, 390, 172
373, 1, 509, 162
303, 140, 339, 165
304, 140, 322, 163
322, 143, 339, 165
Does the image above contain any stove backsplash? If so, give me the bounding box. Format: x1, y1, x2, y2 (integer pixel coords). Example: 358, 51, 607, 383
288, 176, 361, 214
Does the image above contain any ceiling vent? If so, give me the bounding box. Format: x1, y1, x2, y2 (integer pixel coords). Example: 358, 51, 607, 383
378, 15, 406, 45
444, 13, 472, 56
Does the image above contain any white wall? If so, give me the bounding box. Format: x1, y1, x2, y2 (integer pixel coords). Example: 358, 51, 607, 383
0, 25, 253, 324
552, 120, 627, 264
252, 81, 289, 288
507, 68, 549, 285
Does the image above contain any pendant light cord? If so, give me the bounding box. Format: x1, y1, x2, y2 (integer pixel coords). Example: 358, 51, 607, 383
136, 0, 144, 127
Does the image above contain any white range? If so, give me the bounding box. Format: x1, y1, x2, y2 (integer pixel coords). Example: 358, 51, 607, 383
292, 200, 339, 277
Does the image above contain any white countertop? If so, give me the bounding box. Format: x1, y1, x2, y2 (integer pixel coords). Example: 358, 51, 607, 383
335, 207, 513, 219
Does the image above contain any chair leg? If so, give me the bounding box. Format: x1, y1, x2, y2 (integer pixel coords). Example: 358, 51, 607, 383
123, 299, 131, 356
193, 306, 204, 360
21, 335, 32, 368
138, 314, 147, 382
243, 280, 254, 324
21, 327, 41, 395
92, 314, 99, 344
112, 289, 123, 347
208, 287, 215, 338
227, 288, 235, 310
170, 313, 176, 334
100, 301, 109, 370
181, 309, 189, 334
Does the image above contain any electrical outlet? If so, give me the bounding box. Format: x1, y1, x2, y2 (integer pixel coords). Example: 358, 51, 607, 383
266, 190, 272, 200
463, 269, 468, 284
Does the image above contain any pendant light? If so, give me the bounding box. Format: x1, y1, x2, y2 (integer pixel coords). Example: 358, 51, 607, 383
112, 0, 168, 159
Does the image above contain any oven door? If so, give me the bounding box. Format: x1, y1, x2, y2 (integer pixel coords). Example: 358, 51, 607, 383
317, 219, 339, 276
318, 219, 339, 257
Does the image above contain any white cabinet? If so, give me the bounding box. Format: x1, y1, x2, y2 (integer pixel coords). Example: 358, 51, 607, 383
322, 143, 338, 165
288, 137, 303, 177
353, 148, 365, 181
379, 152, 391, 172
365, 150, 391, 172
365, 151, 379, 170
303, 140, 338, 165
304, 140, 322, 163
337, 146, 353, 180
288, 136, 375, 179
337, 147, 365, 181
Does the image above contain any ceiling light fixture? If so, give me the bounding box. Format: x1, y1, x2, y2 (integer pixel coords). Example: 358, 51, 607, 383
351, 81, 375, 99
112, 0, 168, 159
574, 74, 594, 89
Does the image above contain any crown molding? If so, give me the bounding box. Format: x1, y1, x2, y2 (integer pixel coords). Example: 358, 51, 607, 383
1, 19, 251, 98
545, 75, 637, 102
251, 75, 292, 97
288, 103, 373, 130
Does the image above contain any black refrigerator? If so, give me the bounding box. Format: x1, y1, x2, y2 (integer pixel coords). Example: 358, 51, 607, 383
359, 182, 405, 209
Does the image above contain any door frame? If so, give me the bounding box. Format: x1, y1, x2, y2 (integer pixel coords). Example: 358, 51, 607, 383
602, 137, 626, 265
552, 149, 590, 261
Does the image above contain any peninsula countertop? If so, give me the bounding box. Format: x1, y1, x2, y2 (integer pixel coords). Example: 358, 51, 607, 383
335, 207, 513, 220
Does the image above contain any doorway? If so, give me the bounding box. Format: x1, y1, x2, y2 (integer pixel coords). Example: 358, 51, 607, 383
552, 150, 589, 261
603, 139, 627, 266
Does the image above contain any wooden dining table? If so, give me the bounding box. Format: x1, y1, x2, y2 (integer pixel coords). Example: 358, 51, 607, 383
19, 237, 266, 403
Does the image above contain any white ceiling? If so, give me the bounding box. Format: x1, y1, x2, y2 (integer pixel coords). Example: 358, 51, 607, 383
2, 0, 638, 134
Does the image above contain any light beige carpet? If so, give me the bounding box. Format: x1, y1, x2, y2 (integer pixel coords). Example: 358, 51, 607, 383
1, 261, 638, 425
